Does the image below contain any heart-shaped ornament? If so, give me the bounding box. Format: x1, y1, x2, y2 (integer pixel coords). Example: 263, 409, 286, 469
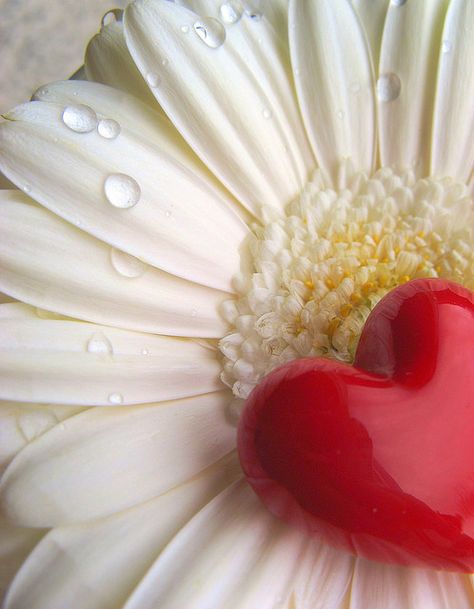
238, 279, 474, 571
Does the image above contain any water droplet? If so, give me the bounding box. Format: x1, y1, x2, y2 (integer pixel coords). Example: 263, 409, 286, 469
97, 118, 121, 139
262, 107, 272, 119
104, 174, 141, 209
165, 210, 172, 218
376, 73, 401, 102
180, 24, 190, 33
220, 1, 243, 23
23, 184, 31, 194
391, 0, 407, 5
146, 72, 161, 88
337, 110, 344, 119
161, 58, 169, 67
62, 104, 98, 133
141, 348, 150, 356
243, 0, 263, 20
108, 392, 123, 405
441, 39, 452, 54
193, 17, 226, 48
87, 332, 113, 355
101, 8, 123, 27
110, 247, 146, 278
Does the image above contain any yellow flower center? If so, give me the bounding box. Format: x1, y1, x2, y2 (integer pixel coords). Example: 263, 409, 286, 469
219, 165, 474, 399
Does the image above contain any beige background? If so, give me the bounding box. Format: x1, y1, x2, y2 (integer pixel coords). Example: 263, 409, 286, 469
0, 0, 127, 112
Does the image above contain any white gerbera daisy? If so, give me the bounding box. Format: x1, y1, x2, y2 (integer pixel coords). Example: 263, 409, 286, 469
1, 0, 474, 607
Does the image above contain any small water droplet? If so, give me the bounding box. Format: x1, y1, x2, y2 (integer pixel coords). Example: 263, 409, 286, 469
141, 348, 150, 356
441, 39, 452, 54
243, 0, 263, 20
193, 17, 226, 48
87, 332, 113, 355
108, 392, 123, 405
62, 104, 98, 133
391, 0, 407, 5
337, 110, 344, 119
104, 174, 141, 209
220, 1, 243, 23
161, 58, 169, 67
180, 24, 190, 33
146, 72, 161, 88
97, 118, 121, 139
72, 91, 78, 97
101, 8, 123, 28
262, 107, 272, 119
376, 73, 401, 102
110, 247, 146, 278
23, 184, 31, 194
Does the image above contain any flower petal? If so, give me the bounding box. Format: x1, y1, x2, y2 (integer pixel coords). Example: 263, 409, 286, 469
0, 100, 248, 292
350, 558, 473, 609
124, 480, 310, 609
431, 0, 474, 182
377, 0, 449, 175
3, 453, 241, 609
0, 191, 229, 337
292, 540, 353, 609
0, 391, 235, 527
289, 0, 376, 183
84, 20, 158, 108
124, 0, 314, 215
351, 0, 390, 70
0, 316, 222, 405
0, 401, 85, 476
0, 522, 45, 603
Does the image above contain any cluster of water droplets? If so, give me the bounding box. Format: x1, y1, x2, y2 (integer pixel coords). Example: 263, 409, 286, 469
219, 165, 474, 400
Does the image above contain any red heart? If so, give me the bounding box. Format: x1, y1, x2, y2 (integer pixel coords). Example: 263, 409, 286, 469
238, 279, 474, 571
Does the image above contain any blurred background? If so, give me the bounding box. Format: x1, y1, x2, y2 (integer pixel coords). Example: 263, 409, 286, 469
0, 0, 127, 111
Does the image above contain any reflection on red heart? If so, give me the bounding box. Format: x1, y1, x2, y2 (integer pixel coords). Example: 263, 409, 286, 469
238, 279, 474, 571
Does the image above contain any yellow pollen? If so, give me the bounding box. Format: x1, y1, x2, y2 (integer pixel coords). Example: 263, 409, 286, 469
325, 278, 335, 289
304, 279, 314, 289
350, 293, 362, 304
340, 304, 352, 317
362, 282, 374, 294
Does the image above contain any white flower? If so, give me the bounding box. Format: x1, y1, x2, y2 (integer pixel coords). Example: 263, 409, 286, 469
0, 0, 473, 608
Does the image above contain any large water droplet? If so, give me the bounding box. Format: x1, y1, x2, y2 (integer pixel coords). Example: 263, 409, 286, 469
97, 118, 121, 139
391, 0, 407, 5
376, 73, 401, 102
146, 72, 161, 88
101, 8, 123, 28
108, 392, 123, 405
87, 332, 113, 355
110, 248, 146, 278
193, 17, 226, 48
220, 1, 243, 23
62, 104, 98, 133
104, 174, 141, 209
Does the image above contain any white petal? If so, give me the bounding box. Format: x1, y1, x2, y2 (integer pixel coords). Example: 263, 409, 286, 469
0, 317, 222, 405
124, 480, 309, 609
0, 302, 37, 320
84, 21, 158, 108
377, 0, 449, 175
351, 558, 473, 609
431, 0, 474, 182
0, 522, 44, 603
0, 391, 235, 527
0, 100, 248, 292
351, 0, 390, 70
0, 402, 84, 476
3, 453, 241, 609
292, 539, 353, 609
289, 0, 375, 183
124, 0, 314, 216
0, 191, 229, 337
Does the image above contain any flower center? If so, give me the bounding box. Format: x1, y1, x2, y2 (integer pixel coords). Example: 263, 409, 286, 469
219, 165, 474, 399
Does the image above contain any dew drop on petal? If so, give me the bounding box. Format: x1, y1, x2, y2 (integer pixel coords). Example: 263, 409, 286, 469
62, 104, 98, 133
262, 107, 272, 119
87, 332, 113, 355
97, 118, 121, 139
141, 348, 150, 356
243, 0, 263, 21
220, 1, 243, 24
161, 58, 169, 67
376, 73, 401, 102
101, 8, 123, 28
104, 174, 141, 209
391, 0, 407, 6
193, 17, 226, 48
23, 184, 31, 194
110, 247, 146, 278
146, 72, 161, 88
180, 24, 190, 33
108, 393, 123, 405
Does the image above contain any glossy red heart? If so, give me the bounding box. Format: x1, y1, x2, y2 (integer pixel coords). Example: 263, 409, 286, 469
238, 279, 474, 571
